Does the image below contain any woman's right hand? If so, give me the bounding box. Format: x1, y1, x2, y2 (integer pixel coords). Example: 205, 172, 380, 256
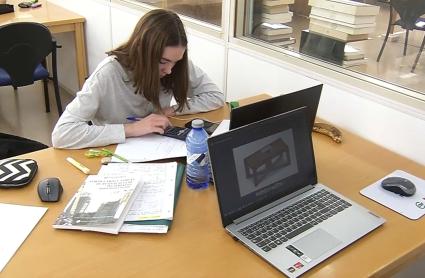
124, 113, 171, 138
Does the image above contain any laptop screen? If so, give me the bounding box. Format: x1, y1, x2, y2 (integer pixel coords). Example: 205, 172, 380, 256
208, 107, 317, 227
229, 84, 322, 131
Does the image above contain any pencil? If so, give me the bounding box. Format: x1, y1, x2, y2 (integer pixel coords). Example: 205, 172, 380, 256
66, 157, 90, 174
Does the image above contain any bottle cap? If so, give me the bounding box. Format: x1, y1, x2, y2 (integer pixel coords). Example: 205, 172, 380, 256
191, 119, 204, 128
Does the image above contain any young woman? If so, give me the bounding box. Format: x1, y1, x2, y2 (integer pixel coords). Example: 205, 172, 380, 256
52, 9, 224, 149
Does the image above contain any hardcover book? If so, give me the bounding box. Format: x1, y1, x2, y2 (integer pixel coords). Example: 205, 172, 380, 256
53, 173, 141, 234
310, 7, 377, 25
262, 12, 293, 24
309, 22, 369, 41
309, 18, 375, 35
263, 0, 294, 6
259, 33, 293, 42
342, 57, 368, 67
262, 4, 289, 14
260, 23, 293, 36
271, 37, 296, 47
344, 44, 365, 60
310, 14, 376, 29
308, 0, 380, 16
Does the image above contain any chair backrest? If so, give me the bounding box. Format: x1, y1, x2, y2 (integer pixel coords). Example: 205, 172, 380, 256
0, 22, 53, 87
391, 0, 425, 30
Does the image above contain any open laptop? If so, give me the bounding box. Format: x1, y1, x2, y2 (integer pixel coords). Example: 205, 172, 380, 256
208, 107, 385, 277
229, 84, 322, 131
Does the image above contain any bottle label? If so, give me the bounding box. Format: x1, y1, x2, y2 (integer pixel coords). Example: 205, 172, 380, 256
187, 152, 208, 166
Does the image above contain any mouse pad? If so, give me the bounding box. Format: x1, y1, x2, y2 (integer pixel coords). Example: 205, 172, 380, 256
360, 170, 425, 220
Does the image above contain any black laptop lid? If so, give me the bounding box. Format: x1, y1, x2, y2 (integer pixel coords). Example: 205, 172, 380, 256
229, 84, 322, 130
208, 107, 317, 227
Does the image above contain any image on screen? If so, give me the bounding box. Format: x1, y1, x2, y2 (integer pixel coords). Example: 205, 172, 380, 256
232, 129, 298, 197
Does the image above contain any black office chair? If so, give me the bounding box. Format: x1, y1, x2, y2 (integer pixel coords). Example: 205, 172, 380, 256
0, 133, 48, 159
0, 22, 63, 115
377, 0, 425, 72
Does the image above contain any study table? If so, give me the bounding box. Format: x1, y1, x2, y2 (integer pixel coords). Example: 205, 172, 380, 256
0, 0, 87, 89
1, 95, 425, 277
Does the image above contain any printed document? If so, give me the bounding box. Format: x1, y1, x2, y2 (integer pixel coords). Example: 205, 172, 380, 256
120, 223, 168, 233
53, 173, 141, 234
112, 134, 186, 162
0, 203, 47, 272
98, 162, 177, 221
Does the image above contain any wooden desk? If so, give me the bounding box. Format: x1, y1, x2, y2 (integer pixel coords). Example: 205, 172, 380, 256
0, 0, 87, 89
1, 97, 425, 277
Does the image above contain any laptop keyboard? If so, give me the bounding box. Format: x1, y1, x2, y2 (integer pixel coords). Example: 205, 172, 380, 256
238, 189, 352, 252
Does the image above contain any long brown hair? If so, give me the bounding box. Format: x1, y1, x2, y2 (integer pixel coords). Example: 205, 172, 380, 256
107, 9, 189, 112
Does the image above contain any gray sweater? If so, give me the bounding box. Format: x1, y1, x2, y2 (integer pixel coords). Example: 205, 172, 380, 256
52, 56, 224, 149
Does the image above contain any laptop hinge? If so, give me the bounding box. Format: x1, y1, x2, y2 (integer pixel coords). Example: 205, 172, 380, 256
233, 184, 315, 225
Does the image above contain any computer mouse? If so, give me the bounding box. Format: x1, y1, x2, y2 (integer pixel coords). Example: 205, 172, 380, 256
37, 178, 63, 202
381, 176, 416, 197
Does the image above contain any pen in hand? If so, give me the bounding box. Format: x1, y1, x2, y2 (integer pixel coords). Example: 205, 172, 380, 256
126, 116, 140, 122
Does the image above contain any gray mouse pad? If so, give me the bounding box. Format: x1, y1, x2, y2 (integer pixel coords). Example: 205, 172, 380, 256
293, 228, 342, 259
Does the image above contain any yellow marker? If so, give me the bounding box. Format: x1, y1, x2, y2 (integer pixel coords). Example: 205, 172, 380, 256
66, 157, 90, 175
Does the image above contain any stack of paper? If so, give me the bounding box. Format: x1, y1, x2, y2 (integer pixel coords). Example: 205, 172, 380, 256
259, 23, 293, 41
53, 173, 142, 234
343, 44, 367, 67
262, 11, 293, 24
99, 162, 184, 234
53, 162, 185, 234
112, 134, 186, 163
260, 0, 296, 47
0, 204, 47, 272
307, 0, 379, 42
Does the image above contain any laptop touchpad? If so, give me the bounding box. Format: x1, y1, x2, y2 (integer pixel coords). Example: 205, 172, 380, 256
293, 229, 342, 259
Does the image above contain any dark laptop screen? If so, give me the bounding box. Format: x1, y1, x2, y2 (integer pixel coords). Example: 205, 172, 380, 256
208, 107, 317, 227
229, 84, 322, 130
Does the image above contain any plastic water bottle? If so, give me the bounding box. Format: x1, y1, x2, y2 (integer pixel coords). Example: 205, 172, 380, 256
186, 119, 209, 189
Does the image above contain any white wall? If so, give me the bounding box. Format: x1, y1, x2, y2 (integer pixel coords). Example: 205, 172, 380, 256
186, 32, 226, 92
226, 47, 320, 100
50, 0, 112, 93
53, 0, 425, 166
225, 48, 425, 166
109, 4, 226, 91
319, 84, 425, 164
110, 3, 141, 48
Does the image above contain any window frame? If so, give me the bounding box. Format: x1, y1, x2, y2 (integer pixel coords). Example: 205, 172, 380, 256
116, 0, 425, 116
232, 0, 425, 104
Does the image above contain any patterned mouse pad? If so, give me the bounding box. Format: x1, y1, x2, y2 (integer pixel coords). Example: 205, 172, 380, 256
0, 158, 38, 188
360, 170, 425, 220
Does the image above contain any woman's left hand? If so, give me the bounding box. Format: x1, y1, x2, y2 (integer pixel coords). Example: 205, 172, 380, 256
162, 106, 176, 117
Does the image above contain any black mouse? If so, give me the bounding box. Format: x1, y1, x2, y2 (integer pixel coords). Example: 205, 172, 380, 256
37, 178, 63, 202
381, 176, 416, 197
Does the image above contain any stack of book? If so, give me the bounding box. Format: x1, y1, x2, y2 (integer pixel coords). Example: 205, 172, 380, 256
260, 0, 296, 47
307, 0, 380, 42
343, 44, 367, 67
53, 162, 185, 234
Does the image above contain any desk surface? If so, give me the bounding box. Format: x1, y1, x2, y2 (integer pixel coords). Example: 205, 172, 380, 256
1, 96, 425, 277
0, 0, 87, 88
0, 0, 84, 28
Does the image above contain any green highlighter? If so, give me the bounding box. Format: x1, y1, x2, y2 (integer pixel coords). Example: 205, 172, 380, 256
229, 101, 239, 109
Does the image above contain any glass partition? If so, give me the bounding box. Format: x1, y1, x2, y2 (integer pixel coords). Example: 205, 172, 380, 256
136, 0, 223, 26
239, 0, 425, 96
